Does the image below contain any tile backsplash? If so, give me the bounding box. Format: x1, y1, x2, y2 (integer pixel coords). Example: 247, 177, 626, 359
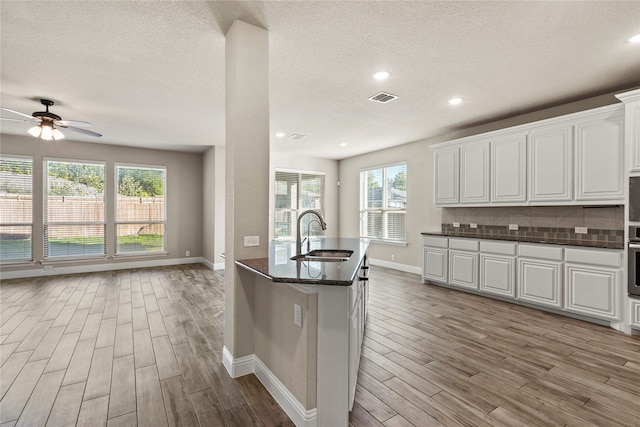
441, 206, 624, 247
442, 206, 623, 230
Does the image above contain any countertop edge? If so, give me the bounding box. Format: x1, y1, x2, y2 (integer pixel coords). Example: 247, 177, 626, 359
421, 232, 623, 250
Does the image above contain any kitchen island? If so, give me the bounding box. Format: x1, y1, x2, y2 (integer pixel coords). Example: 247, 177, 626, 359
234, 238, 369, 427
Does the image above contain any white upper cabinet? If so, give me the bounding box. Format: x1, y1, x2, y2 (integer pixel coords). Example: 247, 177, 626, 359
491, 132, 527, 203
434, 146, 459, 205
615, 89, 640, 172
574, 110, 624, 201
460, 140, 490, 204
528, 123, 573, 203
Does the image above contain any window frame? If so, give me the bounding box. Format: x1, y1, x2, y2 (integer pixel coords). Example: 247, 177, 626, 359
114, 162, 167, 256
0, 154, 34, 263
359, 161, 408, 244
43, 157, 107, 260
274, 168, 326, 241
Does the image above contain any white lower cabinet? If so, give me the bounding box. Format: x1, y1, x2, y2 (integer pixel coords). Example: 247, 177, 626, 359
518, 258, 563, 309
563, 247, 622, 321
630, 299, 640, 329
423, 236, 624, 326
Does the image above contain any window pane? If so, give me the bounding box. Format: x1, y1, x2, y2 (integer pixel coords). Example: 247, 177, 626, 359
117, 166, 165, 222
0, 156, 33, 261
45, 224, 105, 257
0, 225, 31, 260
275, 172, 298, 210
116, 224, 165, 254
360, 163, 407, 242
274, 171, 325, 240
275, 210, 295, 239
301, 174, 324, 210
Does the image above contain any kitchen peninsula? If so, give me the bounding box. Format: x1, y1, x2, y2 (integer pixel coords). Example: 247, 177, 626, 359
235, 237, 370, 427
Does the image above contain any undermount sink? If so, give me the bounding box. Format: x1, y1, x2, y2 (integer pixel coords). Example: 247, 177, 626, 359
291, 249, 354, 262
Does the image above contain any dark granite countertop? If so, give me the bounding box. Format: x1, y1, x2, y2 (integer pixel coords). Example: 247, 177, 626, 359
235, 238, 370, 286
421, 231, 623, 250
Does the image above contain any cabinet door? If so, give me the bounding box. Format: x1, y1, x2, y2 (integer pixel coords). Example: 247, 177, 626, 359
480, 254, 515, 298
491, 132, 527, 203
628, 103, 640, 172
460, 141, 490, 204
631, 299, 640, 328
517, 258, 563, 308
529, 124, 573, 202
575, 111, 624, 201
448, 250, 478, 289
423, 247, 447, 283
564, 264, 620, 321
434, 147, 459, 205
348, 293, 362, 410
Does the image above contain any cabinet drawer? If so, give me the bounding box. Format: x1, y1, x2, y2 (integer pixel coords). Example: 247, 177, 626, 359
449, 238, 479, 251
519, 244, 563, 261
565, 248, 622, 268
480, 240, 517, 256
423, 236, 448, 248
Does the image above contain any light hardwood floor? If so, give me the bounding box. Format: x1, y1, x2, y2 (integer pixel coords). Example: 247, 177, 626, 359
1, 264, 639, 426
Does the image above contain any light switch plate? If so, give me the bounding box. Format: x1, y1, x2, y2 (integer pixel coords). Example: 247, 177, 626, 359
294, 304, 302, 328
575, 227, 588, 234
453, 222, 460, 228
509, 224, 519, 231
243, 236, 260, 247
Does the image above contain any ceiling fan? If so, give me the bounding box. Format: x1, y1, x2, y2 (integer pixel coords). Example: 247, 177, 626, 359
1, 98, 102, 140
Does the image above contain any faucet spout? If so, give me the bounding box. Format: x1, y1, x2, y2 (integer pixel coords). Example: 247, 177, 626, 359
296, 209, 327, 255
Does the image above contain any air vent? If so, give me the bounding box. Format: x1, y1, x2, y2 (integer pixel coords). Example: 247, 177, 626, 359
368, 92, 398, 103
288, 134, 306, 140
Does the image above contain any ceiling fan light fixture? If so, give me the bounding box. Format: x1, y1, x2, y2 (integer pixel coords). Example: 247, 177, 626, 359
52, 128, 65, 140
28, 125, 42, 137
41, 125, 53, 141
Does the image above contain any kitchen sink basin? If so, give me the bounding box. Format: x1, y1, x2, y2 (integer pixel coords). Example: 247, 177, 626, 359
291, 249, 354, 262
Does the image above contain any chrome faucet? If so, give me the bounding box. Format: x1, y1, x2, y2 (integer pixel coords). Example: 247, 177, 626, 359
296, 209, 327, 255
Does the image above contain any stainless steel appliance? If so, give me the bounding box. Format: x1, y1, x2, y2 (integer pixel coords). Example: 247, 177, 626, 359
628, 225, 640, 297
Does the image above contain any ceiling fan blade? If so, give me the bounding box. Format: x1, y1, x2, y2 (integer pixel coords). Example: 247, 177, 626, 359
1, 107, 36, 120
1, 117, 39, 123
56, 120, 93, 127
60, 125, 102, 137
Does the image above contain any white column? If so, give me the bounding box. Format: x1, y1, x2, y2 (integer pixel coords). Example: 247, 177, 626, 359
224, 21, 270, 364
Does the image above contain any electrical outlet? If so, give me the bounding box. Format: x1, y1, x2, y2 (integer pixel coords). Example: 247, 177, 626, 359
294, 304, 302, 328
185, 250, 190, 257
243, 236, 260, 247
453, 222, 460, 228
509, 224, 519, 231
575, 227, 588, 234
470, 223, 477, 229
391, 254, 395, 261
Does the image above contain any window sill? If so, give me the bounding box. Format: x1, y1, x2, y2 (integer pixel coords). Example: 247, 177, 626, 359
42, 255, 108, 265
114, 251, 169, 259
368, 239, 408, 247
0, 260, 37, 267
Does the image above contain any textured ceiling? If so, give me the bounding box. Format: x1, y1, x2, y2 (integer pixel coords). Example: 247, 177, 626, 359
1, 1, 639, 159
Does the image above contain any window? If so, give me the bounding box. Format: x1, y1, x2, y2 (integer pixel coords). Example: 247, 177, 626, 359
360, 162, 407, 242
116, 165, 166, 255
274, 170, 325, 240
0, 156, 33, 261
45, 159, 105, 258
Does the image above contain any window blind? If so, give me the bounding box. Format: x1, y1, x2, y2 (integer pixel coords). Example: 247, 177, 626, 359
44, 160, 105, 258
360, 163, 407, 242
116, 165, 166, 254
0, 156, 33, 261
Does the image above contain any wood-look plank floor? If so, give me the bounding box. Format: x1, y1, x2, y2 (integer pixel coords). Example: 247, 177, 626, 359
2, 264, 639, 426
353, 267, 640, 427
0, 265, 293, 427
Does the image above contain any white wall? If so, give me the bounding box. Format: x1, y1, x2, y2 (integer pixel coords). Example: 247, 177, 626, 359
270, 152, 339, 240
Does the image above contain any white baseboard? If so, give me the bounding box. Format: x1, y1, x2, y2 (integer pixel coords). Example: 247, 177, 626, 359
201, 257, 215, 270
213, 262, 225, 270
0, 257, 204, 280
369, 258, 421, 275
222, 346, 317, 427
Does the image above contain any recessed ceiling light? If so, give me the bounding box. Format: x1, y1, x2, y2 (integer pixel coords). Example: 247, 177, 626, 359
627, 33, 640, 44
340, 142, 348, 147
276, 132, 286, 138
373, 71, 390, 81
448, 97, 463, 106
